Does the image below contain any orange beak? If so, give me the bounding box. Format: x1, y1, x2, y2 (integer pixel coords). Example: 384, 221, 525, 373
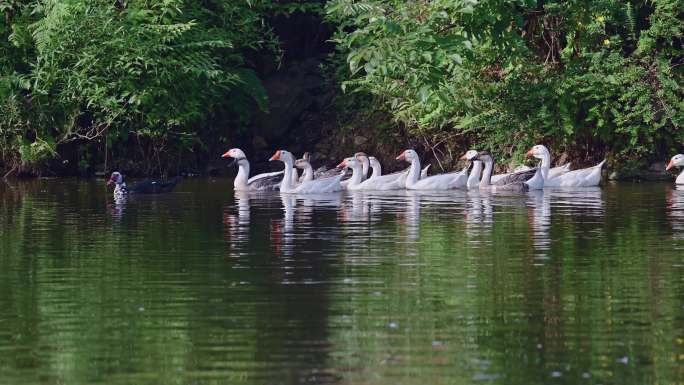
396, 151, 406, 161
221, 151, 232, 158
336, 160, 346, 169
526, 149, 535, 157
459, 153, 468, 160
666, 160, 675, 171
269, 150, 281, 161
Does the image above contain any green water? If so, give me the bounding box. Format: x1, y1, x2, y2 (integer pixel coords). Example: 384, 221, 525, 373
1, 178, 684, 385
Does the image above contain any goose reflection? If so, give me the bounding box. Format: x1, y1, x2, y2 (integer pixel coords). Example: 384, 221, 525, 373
527, 189, 551, 260
271, 193, 343, 258
667, 185, 684, 239
338, 192, 372, 224
465, 190, 494, 240
545, 187, 604, 216
401, 191, 422, 245
223, 190, 252, 254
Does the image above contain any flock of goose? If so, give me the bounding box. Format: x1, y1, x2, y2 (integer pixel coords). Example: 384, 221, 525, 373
221, 144, 615, 194
105, 147, 684, 198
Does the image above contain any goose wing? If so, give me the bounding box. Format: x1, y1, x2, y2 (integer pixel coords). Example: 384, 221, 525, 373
247, 171, 283, 190
494, 168, 536, 186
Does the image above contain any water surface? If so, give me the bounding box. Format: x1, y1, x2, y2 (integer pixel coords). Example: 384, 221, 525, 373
1, 178, 684, 385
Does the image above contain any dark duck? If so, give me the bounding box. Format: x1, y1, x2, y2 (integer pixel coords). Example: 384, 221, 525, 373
107, 172, 181, 198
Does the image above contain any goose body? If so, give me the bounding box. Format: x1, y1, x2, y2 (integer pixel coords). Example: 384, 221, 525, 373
490, 163, 570, 184
270, 150, 343, 193
666, 154, 684, 185
350, 156, 406, 190
527, 145, 605, 187
397, 149, 467, 190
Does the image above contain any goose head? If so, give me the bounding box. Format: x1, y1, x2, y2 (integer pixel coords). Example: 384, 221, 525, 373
460, 150, 479, 161
294, 156, 311, 170
355, 152, 368, 162
666, 154, 684, 171
527, 144, 551, 160
336, 156, 360, 170
472, 151, 494, 164
221, 148, 248, 167
107, 172, 124, 187
269, 150, 294, 164
396, 149, 418, 162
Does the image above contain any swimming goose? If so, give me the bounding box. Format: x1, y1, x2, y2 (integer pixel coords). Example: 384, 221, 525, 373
666, 154, 684, 185
474, 151, 543, 191
397, 149, 467, 190
222, 148, 281, 191
270, 150, 343, 193
527, 145, 605, 187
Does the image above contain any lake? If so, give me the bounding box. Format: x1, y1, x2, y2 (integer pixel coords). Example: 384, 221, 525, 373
1, 178, 684, 385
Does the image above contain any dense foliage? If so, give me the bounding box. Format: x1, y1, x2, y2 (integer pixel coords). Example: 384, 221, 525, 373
326, 0, 683, 167
1, 0, 682, 176
0, 0, 291, 175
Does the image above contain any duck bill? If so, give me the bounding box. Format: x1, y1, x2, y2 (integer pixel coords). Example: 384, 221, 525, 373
666, 160, 675, 171
269, 150, 281, 162
106, 176, 116, 187
459, 154, 468, 160
526, 149, 535, 157
336, 160, 346, 169
221, 151, 232, 158
395, 152, 406, 161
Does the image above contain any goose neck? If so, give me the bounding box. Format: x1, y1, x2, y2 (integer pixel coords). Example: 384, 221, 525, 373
539, 154, 551, 180
349, 164, 364, 186
468, 161, 483, 188
480, 158, 494, 187
280, 156, 295, 191
406, 158, 421, 187
370, 162, 381, 179
235, 159, 250, 190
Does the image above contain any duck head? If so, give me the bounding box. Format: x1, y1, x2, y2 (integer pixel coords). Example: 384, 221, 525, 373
666, 154, 684, 171
107, 172, 124, 187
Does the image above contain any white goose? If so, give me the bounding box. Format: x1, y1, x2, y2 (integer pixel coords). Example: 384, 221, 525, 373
397, 149, 467, 190
666, 154, 684, 185
527, 144, 605, 187
270, 150, 343, 193
222, 148, 282, 191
